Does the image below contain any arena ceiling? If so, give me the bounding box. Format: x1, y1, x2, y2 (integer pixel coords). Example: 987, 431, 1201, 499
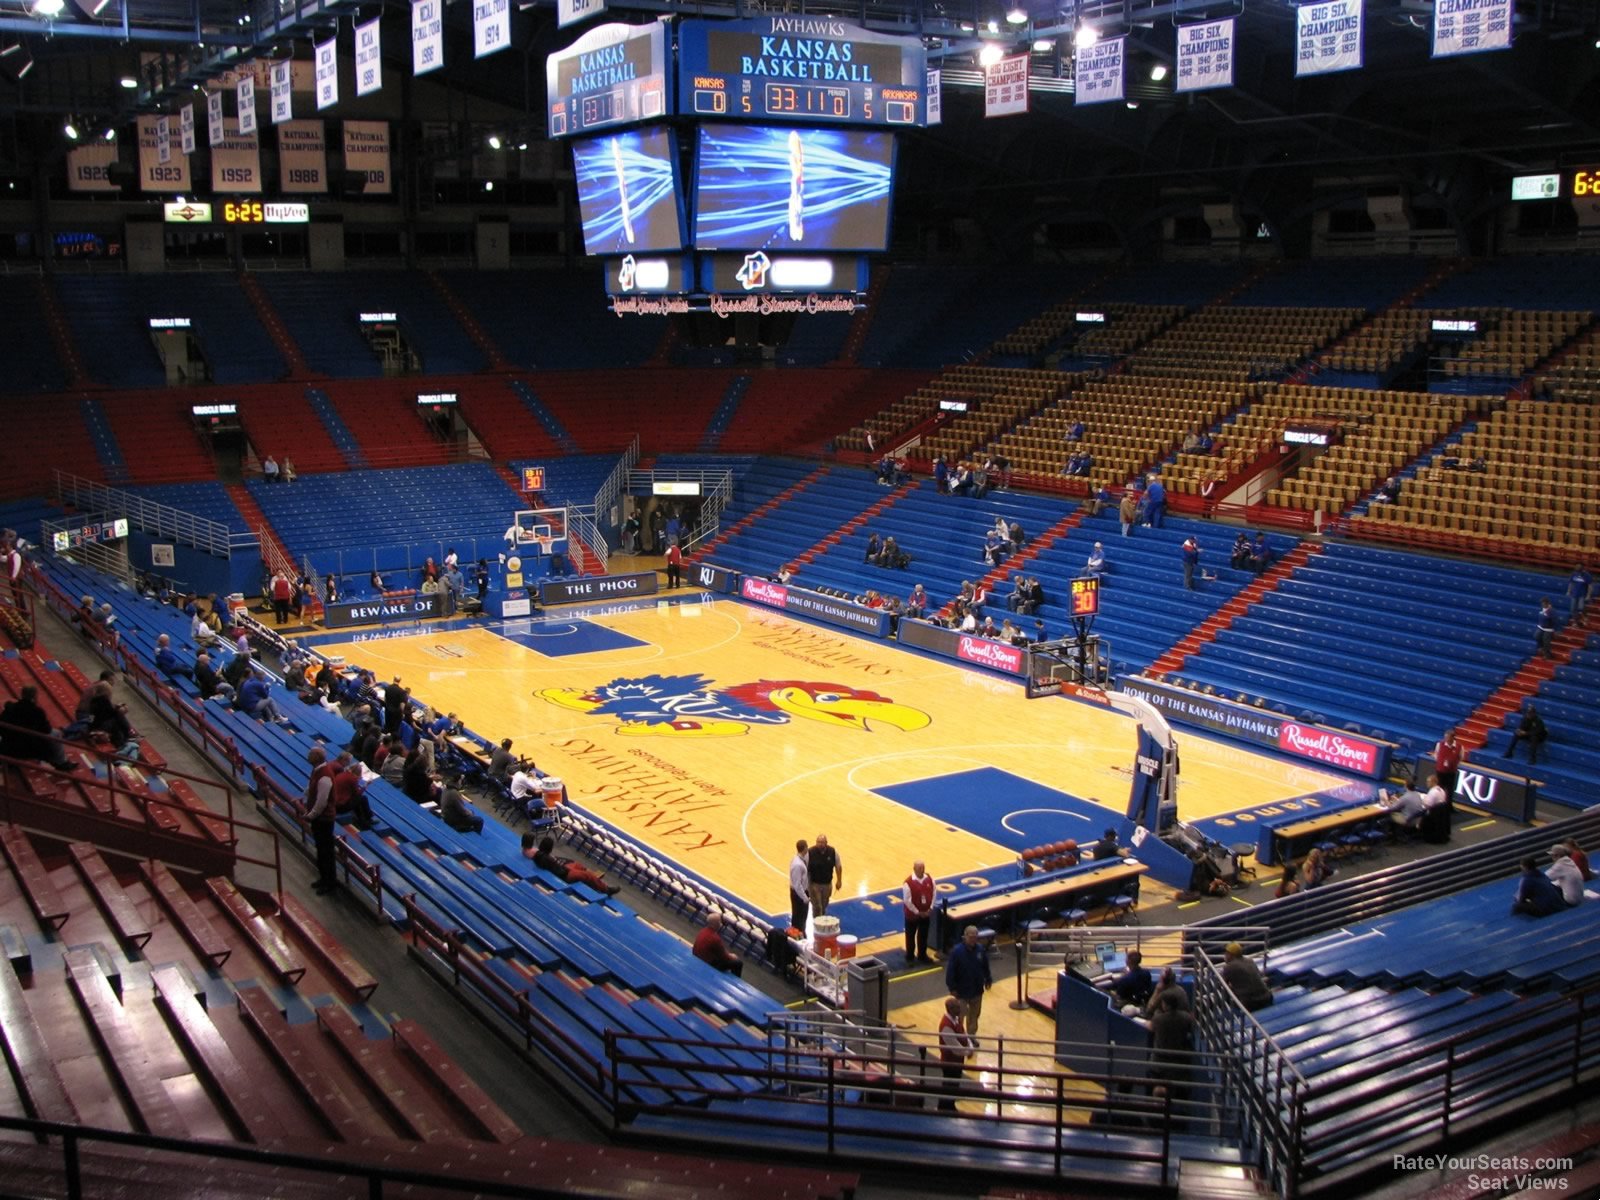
0, 0, 1596, 244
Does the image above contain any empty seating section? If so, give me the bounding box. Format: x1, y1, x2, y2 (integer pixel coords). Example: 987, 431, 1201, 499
0, 275, 68, 393
165, 273, 288, 384
1534, 321, 1600, 403
918, 367, 1088, 467
0, 388, 103, 494
1478, 633, 1599, 810
294, 271, 484, 376
770, 310, 852, 366
1421, 254, 1600, 310
1349, 397, 1598, 554
992, 302, 1180, 360
235, 385, 348, 475
247, 461, 523, 579
253, 274, 385, 378
1124, 306, 1361, 382
1228, 257, 1436, 309
455, 382, 566, 460
717, 369, 879, 453
1432, 309, 1589, 388
533, 370, 731, 453
315, 380, 452, 466
101, 395, 219, 483
128, 482, 252, 533
1317, 309, 1432, 377
1263, 385, 1479, 513
997, 377, 1250, 491
1094, 261, 1247, 305
696, 462, 873, 577
856, 265, 1075, 367
1175, 540, 1547, 750
52, 275, 170, 389
437, 270, 663, 369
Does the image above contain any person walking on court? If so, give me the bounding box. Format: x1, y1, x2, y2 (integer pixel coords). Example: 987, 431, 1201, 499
903, 860, 935, 964
807, 834, 842, 917
788, 838, 810, 932
665, 542, 682, 588
945, 925, 993, 1035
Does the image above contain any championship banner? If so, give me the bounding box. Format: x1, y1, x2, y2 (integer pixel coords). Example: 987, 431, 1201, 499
237, 75, 257, 135
1432, 0, 1511, 57
211, 120, 263, 193
278, 120, 327, 193
356, 16, 383, 96
473, 0, 510, 58
926, 68, 942, 125
557, 0, 605, 28
343, 119, 392, 194
315, 36, 339, 109
179, 103, 195, 155
1075, 35, 1125, 104
270, 61, 292, 124
155, 116, 171, 165
138, 115, 190, 192
1296, 0, 1363, 77
1176, 18, 1235, 93
413, 0, 443, 75
66, 143, 120, 193
207, 90, 225, 147
984, 52, 1029, 117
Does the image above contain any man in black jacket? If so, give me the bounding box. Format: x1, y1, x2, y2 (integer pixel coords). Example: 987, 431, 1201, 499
0, 687, 69, 768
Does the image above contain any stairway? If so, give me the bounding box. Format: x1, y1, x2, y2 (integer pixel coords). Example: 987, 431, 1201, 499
509, 380, 580, 454
303, 387, 367, 470
227, 484, 298, 585
1147, 541, 1320, 677
39, 275, 90, 388
699, 375, 752, 452
689, 466, 830, 563
423, 269, 510, 371
935, 507, 1088, 620
1455, 623, 1590, 751
791, 480, 915, 567
78, 398, 129, 485
835, 264, 891, 365
238, 272, 308, 378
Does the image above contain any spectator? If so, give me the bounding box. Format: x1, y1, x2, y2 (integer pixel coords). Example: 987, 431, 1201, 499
153, 634, 193, 681
1548, 844, 1586, 907
325, 574, 340, 605
1569, 563, 1592, 624
526, 833, 619, 894
1065, 420, 1085, 442
370, 569, 386, 593
807, 834, 842, 917
1219, 943, 1273, 1011
87, 687, 134, 755
936, 995, 976, 1111
1248, 534, 1272, 574
1142, 967, 1189, 1020
281, 456, 295, 484
1118, 490, 1139, 538
692, 912, 743, 976
1535, 598, 1558, 660
902, 860, 935, 964
193, 653, 232, 701
1199, 474, 1219, 518
1181, 538, 1201, 590
270, 571, 293, 625
1379, 787, 1428, 832
0, 686, 71, 769
1502, 703, 1548, 765
1091, 826, 1123, 861
1511, 856, 1567, 917
665, 542, 682, 588
329, 753, 374, 830
905, 583, 928, 619
1230, 533, 1252, 570
191, 609, 219, 647
788, 839, 810, 932
438, 786, 484, 834
1084, 542, 1106, 578
1144, 475, 1167, 528
1563, 838, 1594, 882
238, 668, 288, 725
1301, 847, 1333, 889
1432, 730, 1463, 798
488, 737, 515, 781
1375, 475, 1402, 504
864, 532, 881, 563
1110, 948, 1153, 1014
305, 756, 339, 895
262, 454, 279, 483
944, 926, 993, 1035
1274, 864, 1301, 899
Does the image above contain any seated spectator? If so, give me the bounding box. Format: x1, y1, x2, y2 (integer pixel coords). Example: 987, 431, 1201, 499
1065, 420, 1085, 443
1301, 846, 1333, 889
524, 833, 619, 895
1503, 703, 1548, 765
1230, 534, 1252, 570
950, 462, 973, 496
438, 786, 484, 834
1109, 948, 1153, 1014
329, 753, 374, 830
1006, 573, 1027, 613
153, 634, 193, 681
1274, 864, 1301, 899
999, 619, 1023, 645
283, 655, 308, 692
70, 594, 97, 634
509, 763, 550, 813
238, 668, 288, 725
282, 456, 295, 483
1008, 522, 1025, 552
905, 584, 928, 619
1548, 844, 1586, 907
1563, 838, 1594, 882
1142, 967, 1189, 1020
864, 532, 881, 563
957, 607, 977, 633
971, 461, 993, 500
1374, 475, 1402, 504
379, 744, 408, 786
193, 653, 232, 701
1512, 856, 1568, 917
1220, 942, 1273, 1011
223, 651, 254, 693
1088, 484, 1114, 517
1248, 534, 1272, 574
978, 616, 1001, 639
0, 686, 71, 769
1380, 787, 1428, 831
776, 565, 794, 585
488, 737, 515, 781
982, 528, 1005, 566
262, 454, 279, 483
370, 569, 386, 593
1182, 430, 1201, 454
692, 911, 743, 976
875, 454, 894, 485
87, 687, 136, 756
1091, 827, 1123, 861
1023, 578, 1044, 614
892, 456, 910, 485
877, 536, 904, 568
1084, 542, 1106, 578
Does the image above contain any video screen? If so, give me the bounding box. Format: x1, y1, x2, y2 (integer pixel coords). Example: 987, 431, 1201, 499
693, 125, 895, 252
572, 127, 686, 255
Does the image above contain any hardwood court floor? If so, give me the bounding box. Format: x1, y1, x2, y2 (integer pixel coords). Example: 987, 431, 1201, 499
313, 598, 1351, 920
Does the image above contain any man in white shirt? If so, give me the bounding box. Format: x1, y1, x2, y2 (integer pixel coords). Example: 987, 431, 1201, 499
1549, 844, 1586, 907
1085, 542, 1106, 577
788, 839, 809, 933
509, 765, 546, 807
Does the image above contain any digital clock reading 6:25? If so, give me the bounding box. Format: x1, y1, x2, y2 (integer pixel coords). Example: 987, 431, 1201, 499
221, 202, 310, 224
1574, 170, 1600, 198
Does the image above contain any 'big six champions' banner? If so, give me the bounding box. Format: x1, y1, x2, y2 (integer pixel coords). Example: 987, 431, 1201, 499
1075, 36, 1126, 105
1432, 0, 1512, 57
1297, 0, 1363, 76
1176, 19, 1235, 93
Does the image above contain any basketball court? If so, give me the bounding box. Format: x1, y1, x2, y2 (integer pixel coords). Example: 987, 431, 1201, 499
302, 592, 1370, 937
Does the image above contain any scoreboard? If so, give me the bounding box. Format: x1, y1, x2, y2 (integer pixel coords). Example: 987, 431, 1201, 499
547, 22, 669, 139
677, 17, 926, 127
1069, 576, 1101, 619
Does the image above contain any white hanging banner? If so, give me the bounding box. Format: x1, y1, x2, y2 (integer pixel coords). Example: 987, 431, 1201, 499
926, 68, 942, 126
984, 53, 1030, 117
474, 0, 510, 57
138, 115, 191, 191
1296, 0, 1364, 77
557, 0, 605, 28
237, 75, 257, 135
155, 116, 171, 165
1075, 35, 1125, 105
343, 119, 392, 195
67, 144, 121, 193
179, 103, 196, 155
1176, 19, 1235, 93
316, 36, 339, 109
413, 0, 444, 75
1432, 0, 1511, 57
278, 120, 327, 193
212, 120, 263, 193
270, 61, 293, 124
356, 17, 383, 96
207, 90, 225, 147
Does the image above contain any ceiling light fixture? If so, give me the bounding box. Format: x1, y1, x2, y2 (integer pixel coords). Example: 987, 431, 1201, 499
978, 43, 1004, 66
63, 120, 79, 140
487, 134, 503, 150
1150, 63, 1169, 81
31, 0, 64, 17
1032, 38, 1053, 52
1126, 100, 1139, 109
1006, 7, 1028, 24
118, 75, 137, 89
1074, 25, 1099, 48
102, 126, 115, 140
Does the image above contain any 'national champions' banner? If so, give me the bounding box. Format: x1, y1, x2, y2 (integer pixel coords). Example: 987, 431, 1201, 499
138, 115, 190, 192
211, 120, 263, 193
1432, 0, 1511, 57
1296, 0, 1363, 76
1074, 36, 1125, 105
1176, 19, 1235, 92
343, 120, 392, 195
278, 121, 327, 193
984, 52, 1030, 117
66, 143, 120, 193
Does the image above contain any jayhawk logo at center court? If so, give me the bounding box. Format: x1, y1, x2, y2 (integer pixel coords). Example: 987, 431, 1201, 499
537, 673, 930, 738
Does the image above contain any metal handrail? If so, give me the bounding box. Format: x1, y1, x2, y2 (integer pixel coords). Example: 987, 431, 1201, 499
593, 433, 640, 527
625, 468, 736, 554
53, 470, 253, 559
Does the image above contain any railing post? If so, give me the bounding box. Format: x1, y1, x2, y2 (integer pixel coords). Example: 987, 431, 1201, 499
1442, 1044, 1454, 1140
63, 1130, 82, 1200
1054, 1074, 1065, 1177
825, 1053, 836, 1153
368, 1175, 383, 1200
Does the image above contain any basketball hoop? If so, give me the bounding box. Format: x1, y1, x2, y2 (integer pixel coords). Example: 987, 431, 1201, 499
535, 536, 554, 556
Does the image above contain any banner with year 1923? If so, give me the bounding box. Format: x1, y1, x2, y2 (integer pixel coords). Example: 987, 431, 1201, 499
1432, 0, 1511, 57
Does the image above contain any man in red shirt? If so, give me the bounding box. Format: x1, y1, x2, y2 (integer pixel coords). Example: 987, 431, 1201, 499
692, 912, 743, 977
665, 542, 682, 588
270, 571, 294, 626
937, 996, 976, 1111
902, 860, 935, 964
1432, 730, 1462, 798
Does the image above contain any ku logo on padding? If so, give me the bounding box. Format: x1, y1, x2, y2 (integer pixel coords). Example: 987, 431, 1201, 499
538, 673, 929, 738
736, 251, 771, 291
616, 254, 637, 292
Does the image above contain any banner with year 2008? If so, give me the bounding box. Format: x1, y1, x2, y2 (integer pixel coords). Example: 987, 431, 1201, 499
1432, 0, 1511, 57
1175, 19, 1235, 93
343, 120, 392, 195
1296, 0, 1363, 77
